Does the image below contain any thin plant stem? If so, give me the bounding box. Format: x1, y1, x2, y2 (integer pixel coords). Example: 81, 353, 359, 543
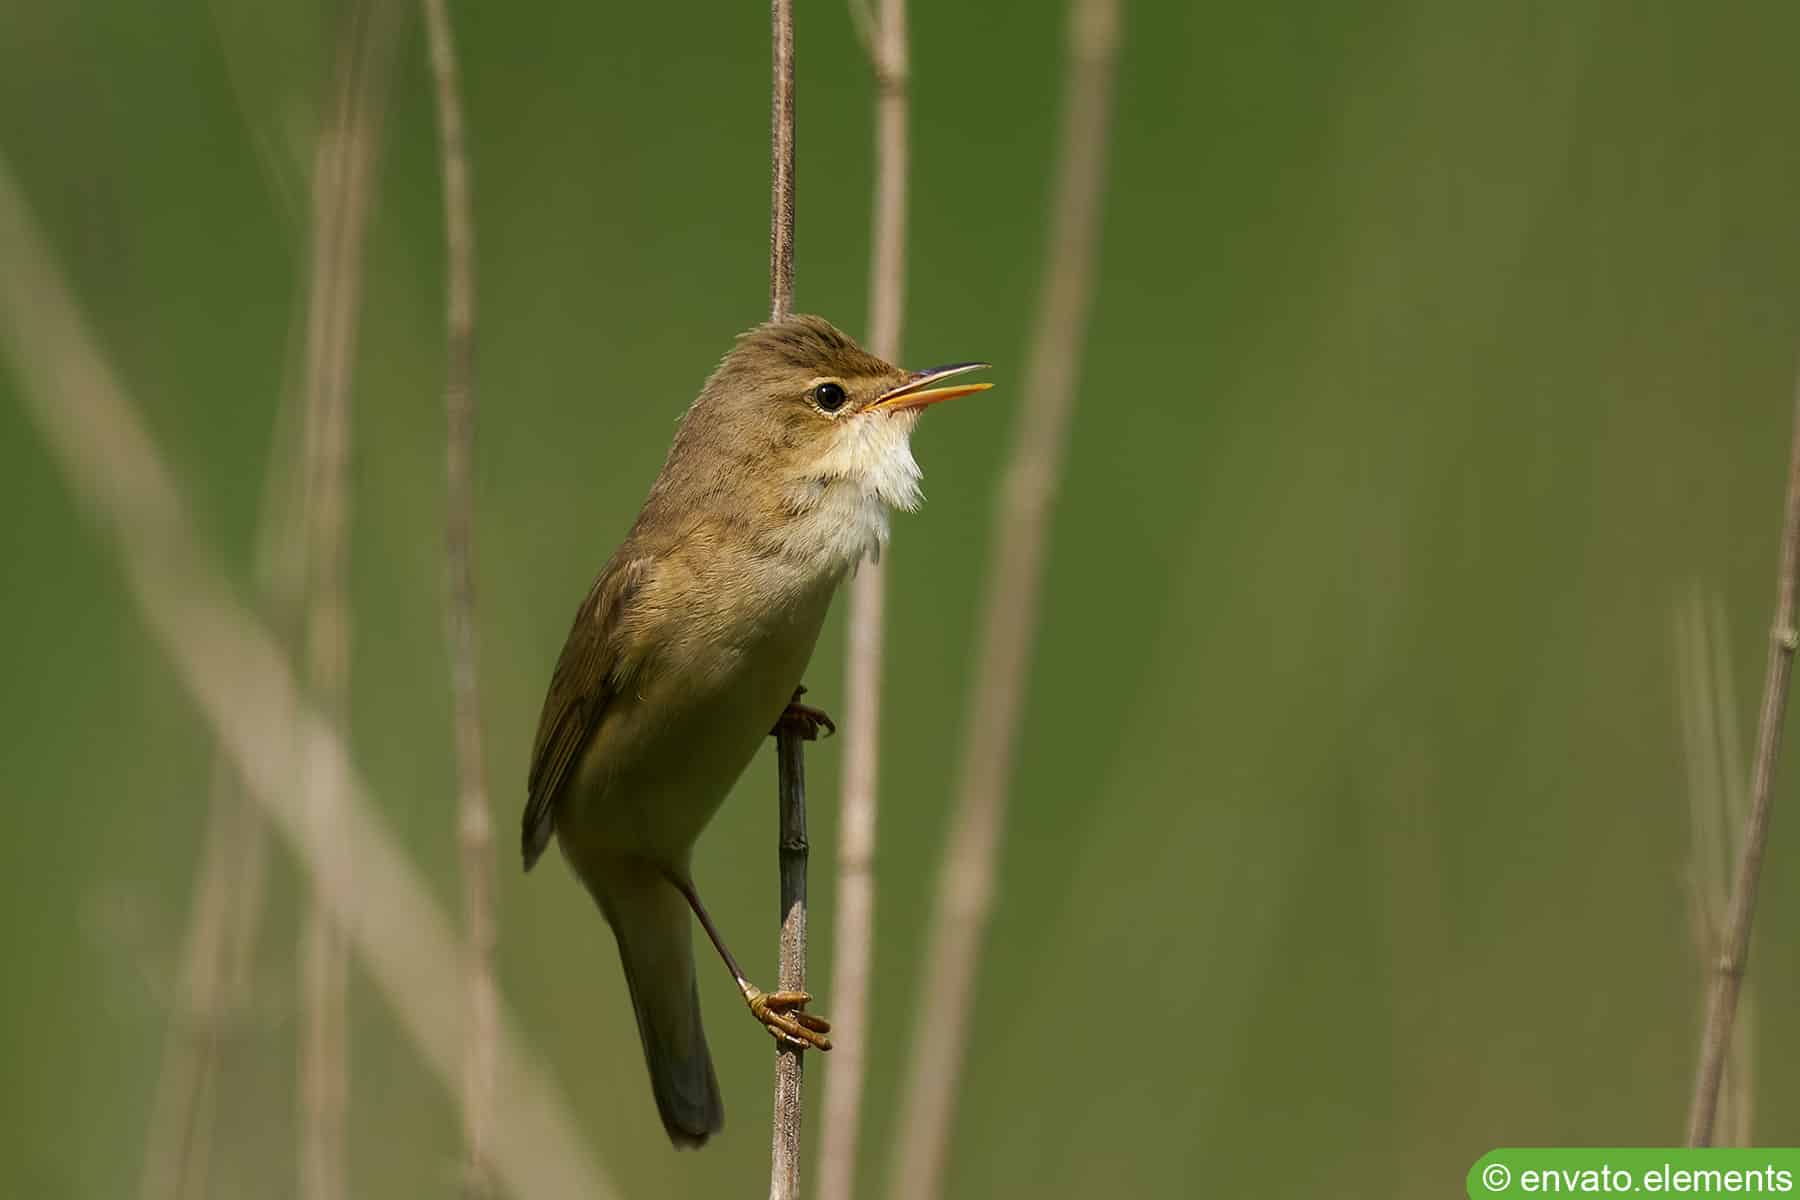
1675, 587, 1754, 1145
771, 731, 811, 1200
767, 1, 809, 1197
139, 134, 319, 1200
0, 153, 619, 1200
1705, 591, 1755, 1146
859, 0, 908, 363
296, 6, 405, 1196
420, 0, 497, 1192
769, 0, 796, 322
887, 2, 1121, 1198
1684, 364, 1800, 1145
819, 2, 908, 1197
138, 760, 265, 1200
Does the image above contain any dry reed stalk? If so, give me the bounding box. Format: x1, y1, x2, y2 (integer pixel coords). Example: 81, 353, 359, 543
766, 1, 810, 1196
818, 2, 909, 1197
887, 2, 1121, 1198
0, 153, 618, 1200
1707, 590, 1757, 1147
418, 0, 498, 1192
140, 108, 320, 1199
769, 0, 797, 323
1684, 365, 1800, 1145
296, 6, 405, 1196
138, 759, 267, 1200
1675, 587, 1756, 1144
771, 730, 811, 1200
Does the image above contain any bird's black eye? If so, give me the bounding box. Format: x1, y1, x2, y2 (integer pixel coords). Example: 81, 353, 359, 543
813, 382, 847, 413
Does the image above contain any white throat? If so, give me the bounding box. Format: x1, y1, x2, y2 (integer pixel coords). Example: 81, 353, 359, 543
783, 412, 924, 574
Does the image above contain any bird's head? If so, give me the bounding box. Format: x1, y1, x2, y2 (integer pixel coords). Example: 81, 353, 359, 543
660, 315, 990, 565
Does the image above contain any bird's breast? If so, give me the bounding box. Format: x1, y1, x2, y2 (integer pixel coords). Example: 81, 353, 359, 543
559, 563, 836, 867
754, 479, 896, 579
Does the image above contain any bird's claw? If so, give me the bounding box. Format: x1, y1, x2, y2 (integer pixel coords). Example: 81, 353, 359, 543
745, 986, 833, 1051
772, 685, 836, 741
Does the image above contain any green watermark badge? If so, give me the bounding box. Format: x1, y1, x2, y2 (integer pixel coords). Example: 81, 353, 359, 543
1469, 1150, 1800, 1197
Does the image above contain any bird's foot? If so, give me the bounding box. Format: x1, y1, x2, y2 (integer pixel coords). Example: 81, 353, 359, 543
772, 685, 836, 740
743, 985, 832, 1051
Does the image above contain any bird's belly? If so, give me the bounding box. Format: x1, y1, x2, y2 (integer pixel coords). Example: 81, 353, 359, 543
560, 580, 834, 869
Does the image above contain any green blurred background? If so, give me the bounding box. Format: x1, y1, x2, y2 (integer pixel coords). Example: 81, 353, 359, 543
4, 1, 1799, 1196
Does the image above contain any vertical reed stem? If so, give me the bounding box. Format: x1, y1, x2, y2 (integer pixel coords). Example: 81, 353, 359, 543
419, 0, 497, 1191
767, 2, 808, 1198
769, 0, 797, 323
820, 2, 909, 1197
771, 730, 810, 1200
296, 7, 404, 1195
888, 2, 1122, 1197
1684, 363, 1800, 1145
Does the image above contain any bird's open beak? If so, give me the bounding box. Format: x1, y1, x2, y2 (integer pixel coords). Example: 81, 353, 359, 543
868, 362, 993, 412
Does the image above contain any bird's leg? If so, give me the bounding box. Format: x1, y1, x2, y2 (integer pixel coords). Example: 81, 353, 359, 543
664, 871, 832, 1051
771, 683, 836, 740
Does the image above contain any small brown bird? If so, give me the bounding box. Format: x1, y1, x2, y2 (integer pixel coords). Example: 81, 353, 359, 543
523, 314, 989, 1146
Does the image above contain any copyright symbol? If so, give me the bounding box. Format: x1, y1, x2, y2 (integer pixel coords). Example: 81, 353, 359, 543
1482, 1163, 1512, 1192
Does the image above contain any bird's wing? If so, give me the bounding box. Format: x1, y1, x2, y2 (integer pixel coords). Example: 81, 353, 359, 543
522, 554, 652, 870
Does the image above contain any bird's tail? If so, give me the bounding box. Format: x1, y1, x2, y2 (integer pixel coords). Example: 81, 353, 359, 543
601, 869, 725, 1148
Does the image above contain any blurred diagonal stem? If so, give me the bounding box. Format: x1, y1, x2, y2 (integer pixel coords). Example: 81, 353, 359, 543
1684, 366, 1800, 1145
0, 151, 618, 1200
819, 2, 909, 1198
138, 196, 315, 1200
140, 14, 368, 1191
139, 237, 315, 1200
296, 6, 406, 1197
888, 1, 1121, 1198
419, 0, 498, 1192
767, 2, 809, 1199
